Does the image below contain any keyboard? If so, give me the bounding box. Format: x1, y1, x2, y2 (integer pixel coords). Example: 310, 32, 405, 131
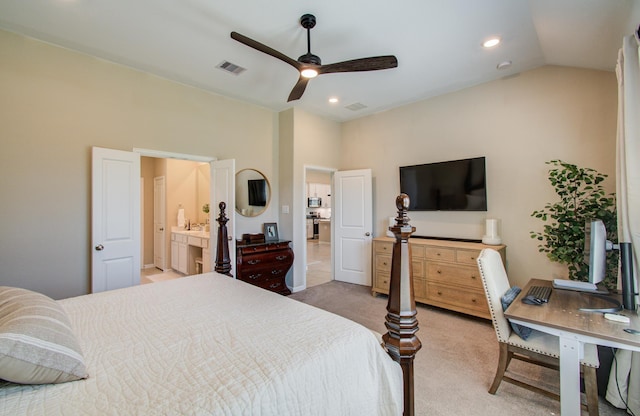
552, 279, 606, 293
526, 285, 552, 303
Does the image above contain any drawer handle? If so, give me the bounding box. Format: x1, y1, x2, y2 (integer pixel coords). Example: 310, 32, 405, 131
437, 270, 442, 274
470, 275, 476, 279
249, 273, 262, 280
470, 257, 476, 261
269, 282, 281, 289
383, 262, 387, 266
437, 291, 443, 295
247, 259, 261, 265
275, 255, 288, 261
471, 298, 477, 303
271, 269, 284, 275
436, 252, 441, 256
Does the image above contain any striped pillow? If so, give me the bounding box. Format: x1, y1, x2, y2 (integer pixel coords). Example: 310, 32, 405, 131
0, 286, 88, 384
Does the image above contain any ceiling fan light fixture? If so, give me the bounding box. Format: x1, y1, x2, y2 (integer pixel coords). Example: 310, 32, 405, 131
301, 68, 318, 78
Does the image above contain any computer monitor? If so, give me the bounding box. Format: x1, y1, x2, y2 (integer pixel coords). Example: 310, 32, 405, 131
583, 219, 611, 286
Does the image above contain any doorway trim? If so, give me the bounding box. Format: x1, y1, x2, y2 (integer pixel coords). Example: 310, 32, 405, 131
133, 148, 216, 163
134, 148, 217, 277
303, 165, 337, 289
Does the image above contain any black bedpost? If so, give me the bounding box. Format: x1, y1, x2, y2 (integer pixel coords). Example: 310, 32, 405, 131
383, 194, 421, 416
214, 202, 232, 276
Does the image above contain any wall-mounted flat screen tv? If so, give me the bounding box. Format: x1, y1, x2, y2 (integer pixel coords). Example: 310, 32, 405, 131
247, 179, 267, 206
399, 157, 487, 211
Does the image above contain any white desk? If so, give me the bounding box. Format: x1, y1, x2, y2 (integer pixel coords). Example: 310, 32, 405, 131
505, 279, 640, 416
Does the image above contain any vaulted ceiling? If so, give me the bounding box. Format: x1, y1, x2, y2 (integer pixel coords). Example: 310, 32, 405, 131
1, 0, 638, 121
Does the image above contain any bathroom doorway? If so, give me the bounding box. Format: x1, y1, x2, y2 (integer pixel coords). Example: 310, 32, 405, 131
140, 156, 211, 282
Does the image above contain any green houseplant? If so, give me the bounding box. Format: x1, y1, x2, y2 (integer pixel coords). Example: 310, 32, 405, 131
530, 160, 618, 289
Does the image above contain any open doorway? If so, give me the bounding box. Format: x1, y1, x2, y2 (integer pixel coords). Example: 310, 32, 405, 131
140, 157, 211, 284
305, 167, 334, 287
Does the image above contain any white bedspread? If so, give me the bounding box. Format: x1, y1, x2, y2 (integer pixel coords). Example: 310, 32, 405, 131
0, 273, 403, 415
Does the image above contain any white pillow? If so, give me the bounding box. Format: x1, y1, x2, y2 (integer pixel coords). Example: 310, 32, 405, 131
0, 286, 88, 384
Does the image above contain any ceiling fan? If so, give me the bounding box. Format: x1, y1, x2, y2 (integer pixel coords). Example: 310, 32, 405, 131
230, 14, 398, 102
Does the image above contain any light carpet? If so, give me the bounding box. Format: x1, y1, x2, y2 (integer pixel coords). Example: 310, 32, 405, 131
290, 281, 627, 416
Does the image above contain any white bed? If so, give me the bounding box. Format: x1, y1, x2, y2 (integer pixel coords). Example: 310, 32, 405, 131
0, 273, 403, 415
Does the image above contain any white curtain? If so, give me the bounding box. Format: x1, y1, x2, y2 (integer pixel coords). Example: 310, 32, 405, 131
606, 32, 640, 415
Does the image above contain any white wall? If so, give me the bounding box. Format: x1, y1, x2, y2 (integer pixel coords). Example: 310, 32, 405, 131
340, 66, 617, 288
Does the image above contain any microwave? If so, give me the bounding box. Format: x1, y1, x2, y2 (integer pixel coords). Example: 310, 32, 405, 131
308, 197, 322, 208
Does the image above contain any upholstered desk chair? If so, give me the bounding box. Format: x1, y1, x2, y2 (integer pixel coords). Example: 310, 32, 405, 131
476, 248, 600, 415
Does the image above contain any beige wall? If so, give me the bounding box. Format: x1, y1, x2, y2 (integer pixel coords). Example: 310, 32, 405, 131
0, 28, 618, 298
279, 108, 342, 290
340, 66, 618, 288
0, 30, 278, 298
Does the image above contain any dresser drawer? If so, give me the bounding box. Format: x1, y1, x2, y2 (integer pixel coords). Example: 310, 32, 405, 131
241, 263, 289, 280
240, 250, 293, 269
456, 249, 481, 266
251, 277, 288, 293
375, 241, 393, 255
374, 269, 390, 292
425, 247, 455, 262
375, 254, 392, 272
410, 244, 425, 259
427, 263, 481, 289
236, 241, 293, 296
426, 283, 488, 314
239, 242, 290, 255
412, 260, 425, 278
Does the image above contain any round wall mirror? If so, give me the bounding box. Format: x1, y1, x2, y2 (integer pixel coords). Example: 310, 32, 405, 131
235, 168, 271, 217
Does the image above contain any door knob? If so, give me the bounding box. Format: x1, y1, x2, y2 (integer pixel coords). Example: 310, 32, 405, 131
160, 227, 164, 231
95, 244, 104, 251
365, 232, 371, 236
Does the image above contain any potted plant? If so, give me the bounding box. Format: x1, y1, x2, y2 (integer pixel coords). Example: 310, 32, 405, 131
530, 160, 618, 289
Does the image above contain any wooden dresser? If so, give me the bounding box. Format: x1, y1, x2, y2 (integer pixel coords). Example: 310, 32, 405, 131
372, 237, 506, 319
236, 241, 293, 295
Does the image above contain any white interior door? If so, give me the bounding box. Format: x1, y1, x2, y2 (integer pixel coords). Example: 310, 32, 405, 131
92, 147, 140, 293
153, 176, 166, 270
211, 159, 236, 276
333, 169, 372, 285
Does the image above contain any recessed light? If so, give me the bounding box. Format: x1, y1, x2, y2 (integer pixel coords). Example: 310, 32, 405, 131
328, 97, 339, 104
496, 60, 512, 70
483, 37, 501, 48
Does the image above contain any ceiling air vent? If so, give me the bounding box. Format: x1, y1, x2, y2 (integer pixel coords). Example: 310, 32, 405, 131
216, 61, 246, 75
345, 102, 368, 111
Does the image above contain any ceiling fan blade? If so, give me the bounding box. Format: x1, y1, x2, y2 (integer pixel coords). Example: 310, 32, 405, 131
287, 76, 310, 102
230, 31, 301, 70
319, 55, 398, 74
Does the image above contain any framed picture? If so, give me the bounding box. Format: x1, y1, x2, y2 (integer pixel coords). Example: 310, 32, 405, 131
264, 222, 279, 242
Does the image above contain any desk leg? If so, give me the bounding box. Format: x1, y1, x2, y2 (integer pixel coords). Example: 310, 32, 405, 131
559, 335, 582, 416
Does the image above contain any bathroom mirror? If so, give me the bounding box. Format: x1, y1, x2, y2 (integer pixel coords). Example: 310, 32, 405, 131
235, 168, 271, 217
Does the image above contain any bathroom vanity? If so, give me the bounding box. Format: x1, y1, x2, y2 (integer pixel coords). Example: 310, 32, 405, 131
171, 230, 210, 275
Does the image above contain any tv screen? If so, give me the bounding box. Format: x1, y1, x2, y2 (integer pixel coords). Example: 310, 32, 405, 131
247, 179, 267, 206
399, 157, 487, 211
